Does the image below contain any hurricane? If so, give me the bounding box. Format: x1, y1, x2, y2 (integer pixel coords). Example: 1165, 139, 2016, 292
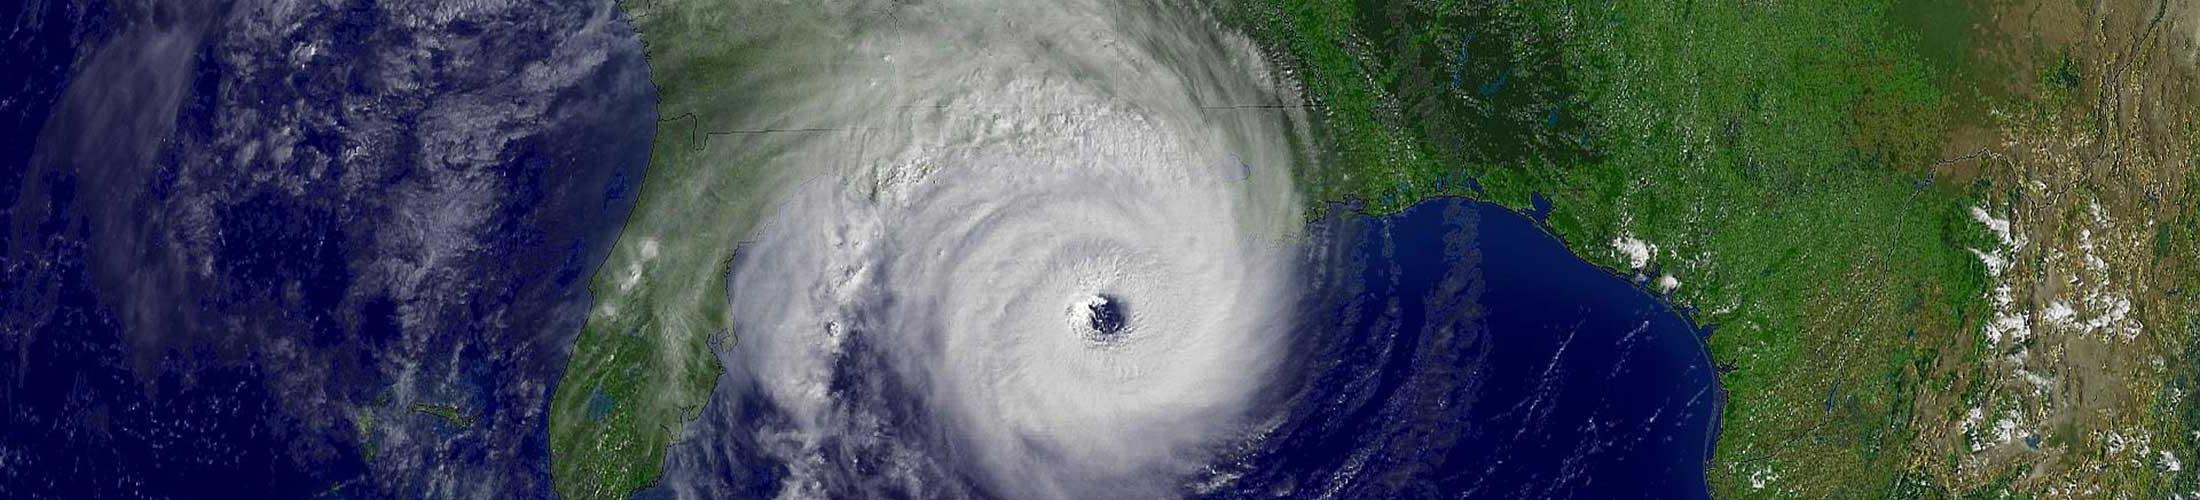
712, 1, 1310, 498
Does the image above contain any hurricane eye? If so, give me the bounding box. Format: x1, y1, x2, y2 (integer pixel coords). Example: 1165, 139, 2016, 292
1072, 293, 1129, 340
1086, 294, 1126, 335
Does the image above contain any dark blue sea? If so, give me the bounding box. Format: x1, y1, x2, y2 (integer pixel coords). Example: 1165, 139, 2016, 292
1196, 198, 1721, 499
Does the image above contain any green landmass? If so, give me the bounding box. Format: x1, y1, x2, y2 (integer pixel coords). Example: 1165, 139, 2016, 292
1220, 0, 1982, 495
545, 2, 794, 498
353, 408, 377, 462
410, 403, 477, 429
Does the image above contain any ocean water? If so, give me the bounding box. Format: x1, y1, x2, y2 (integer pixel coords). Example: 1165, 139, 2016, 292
1197, 197, 1720, 499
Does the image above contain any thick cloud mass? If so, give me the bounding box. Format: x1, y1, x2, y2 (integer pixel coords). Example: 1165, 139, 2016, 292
704, 1, 1309, 498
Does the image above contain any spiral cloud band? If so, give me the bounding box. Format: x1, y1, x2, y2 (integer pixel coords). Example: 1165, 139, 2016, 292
719, 1, 1310, 498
